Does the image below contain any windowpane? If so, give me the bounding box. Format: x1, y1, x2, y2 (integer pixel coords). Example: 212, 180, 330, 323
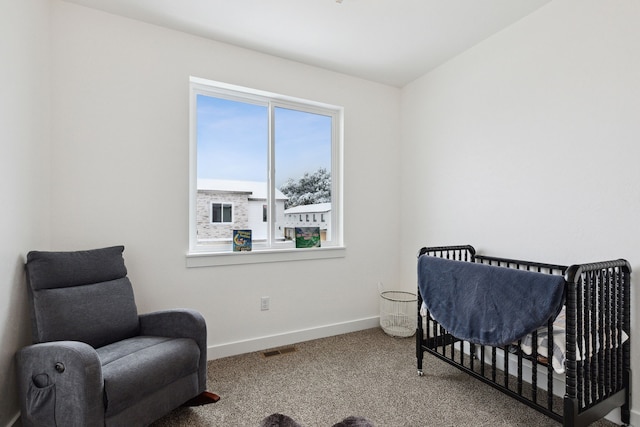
275, 107, 333, 241
196, 95, 267, 243
212, 203, 221, 223
222, 204, 232, 222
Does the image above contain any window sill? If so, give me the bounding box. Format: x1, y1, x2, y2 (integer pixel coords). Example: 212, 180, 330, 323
186, 246, 346, 267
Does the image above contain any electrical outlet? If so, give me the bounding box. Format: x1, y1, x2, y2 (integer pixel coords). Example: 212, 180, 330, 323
261, 296, 270, 311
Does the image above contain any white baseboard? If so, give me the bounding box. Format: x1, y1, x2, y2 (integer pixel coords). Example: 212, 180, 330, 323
207, 316, 380, 360
629, 409, 639, 427
603, 406, 639, 426
5, 412, 20, 427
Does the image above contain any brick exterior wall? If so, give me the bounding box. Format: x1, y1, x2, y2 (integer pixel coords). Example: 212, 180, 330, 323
196, 190, 250, 241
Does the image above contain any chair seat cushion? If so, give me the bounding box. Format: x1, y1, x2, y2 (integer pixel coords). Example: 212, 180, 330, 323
97, 336, 200, 417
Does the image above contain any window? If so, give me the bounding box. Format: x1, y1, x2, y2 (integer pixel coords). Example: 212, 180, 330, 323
211, 203, 232, 223
188, 77, 344, 262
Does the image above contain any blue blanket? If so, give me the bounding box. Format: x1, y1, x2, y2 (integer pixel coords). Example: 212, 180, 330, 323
418, 256, 565, 347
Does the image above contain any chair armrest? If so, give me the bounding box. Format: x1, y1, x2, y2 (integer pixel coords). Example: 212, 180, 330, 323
16, 341, 104, 427
139, 309, 208, 392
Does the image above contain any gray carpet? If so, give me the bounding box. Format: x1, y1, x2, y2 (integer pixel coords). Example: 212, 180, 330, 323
151, 328, 619, 427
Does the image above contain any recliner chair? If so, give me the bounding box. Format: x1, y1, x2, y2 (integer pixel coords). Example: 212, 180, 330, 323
16, 245, 218, 426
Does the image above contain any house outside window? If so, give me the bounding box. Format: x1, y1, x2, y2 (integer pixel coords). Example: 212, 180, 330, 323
188, 77, 343, 258
196, 180, 286, 242
283, 203, 332, 242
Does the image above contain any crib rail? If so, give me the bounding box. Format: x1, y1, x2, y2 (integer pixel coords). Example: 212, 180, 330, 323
416, 245, 631, 427
475, 254, 567, 275
417, 245, 475, 261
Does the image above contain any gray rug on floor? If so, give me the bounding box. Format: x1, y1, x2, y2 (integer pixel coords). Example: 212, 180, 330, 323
259, 413, 374, 427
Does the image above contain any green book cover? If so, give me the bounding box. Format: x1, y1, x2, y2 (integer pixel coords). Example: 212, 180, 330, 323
295, 227, 321, 248
233, 229, 252, 252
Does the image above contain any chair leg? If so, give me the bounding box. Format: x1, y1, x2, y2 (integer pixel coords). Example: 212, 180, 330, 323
183, 391, 221, 406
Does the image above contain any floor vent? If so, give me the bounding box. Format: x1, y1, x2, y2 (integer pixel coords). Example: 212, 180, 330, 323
262, 346, 297, 358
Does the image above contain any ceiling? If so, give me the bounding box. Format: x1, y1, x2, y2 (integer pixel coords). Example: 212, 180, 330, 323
61, 0, 551, 87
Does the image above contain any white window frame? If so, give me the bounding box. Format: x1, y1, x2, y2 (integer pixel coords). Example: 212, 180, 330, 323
187, 76, 345, 266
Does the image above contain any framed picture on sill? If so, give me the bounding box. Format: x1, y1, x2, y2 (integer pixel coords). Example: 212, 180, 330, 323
232, 229, 252, 252
295, 227, 321, 249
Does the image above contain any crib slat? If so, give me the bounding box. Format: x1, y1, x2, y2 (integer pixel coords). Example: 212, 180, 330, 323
614, 268, 621, 392
546, 318, 553, 411
590, 270, 598, 405
503, 346, 509, 390
516, 341, 523, 396
614, 267, 622, 392
531, 331, 538, 404
604, 269, 610, 397
491, 347, 497, 382
597, 270, 605, 401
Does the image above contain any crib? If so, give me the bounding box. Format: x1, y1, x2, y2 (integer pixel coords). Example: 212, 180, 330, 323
416, 245, 631, 427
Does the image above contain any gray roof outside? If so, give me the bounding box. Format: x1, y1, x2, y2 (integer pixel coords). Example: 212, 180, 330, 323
284, 203, 331, 214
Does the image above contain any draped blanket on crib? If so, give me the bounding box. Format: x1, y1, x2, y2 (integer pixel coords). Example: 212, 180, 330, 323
418, 256, 565, 347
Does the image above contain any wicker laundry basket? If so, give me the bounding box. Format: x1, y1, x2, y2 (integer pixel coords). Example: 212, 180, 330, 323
379, 290, 416, 338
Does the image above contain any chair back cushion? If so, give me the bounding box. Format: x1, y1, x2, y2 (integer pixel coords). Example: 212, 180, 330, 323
25, 246, 140, 348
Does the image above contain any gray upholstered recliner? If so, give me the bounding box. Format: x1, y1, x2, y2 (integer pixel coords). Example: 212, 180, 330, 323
16, 246, 218, 427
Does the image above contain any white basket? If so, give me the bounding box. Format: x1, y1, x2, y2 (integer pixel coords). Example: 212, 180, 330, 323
379, 290, 416, 338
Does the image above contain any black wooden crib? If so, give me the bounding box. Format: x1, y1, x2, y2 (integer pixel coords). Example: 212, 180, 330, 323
416, 245, 631, 427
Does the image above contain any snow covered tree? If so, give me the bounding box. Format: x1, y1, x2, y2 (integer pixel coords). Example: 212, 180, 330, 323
280, 168, 331, 209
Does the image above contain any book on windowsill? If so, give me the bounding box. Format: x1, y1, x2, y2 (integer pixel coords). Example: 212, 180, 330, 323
232, 229, 252, 252
294, 227, 321, 249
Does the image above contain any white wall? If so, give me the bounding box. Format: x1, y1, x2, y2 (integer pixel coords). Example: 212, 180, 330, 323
0, 0, 52, 424
400, 0, 640, 422
50, 1, 401, 358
